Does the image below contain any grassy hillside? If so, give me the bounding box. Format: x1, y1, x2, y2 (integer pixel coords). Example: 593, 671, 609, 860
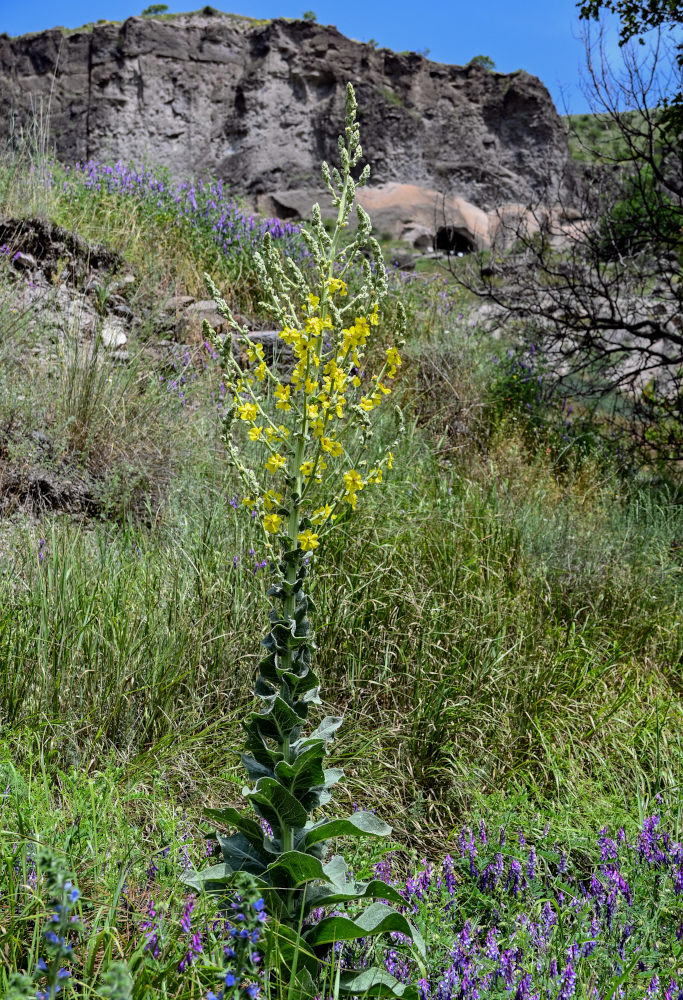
0, 123, 682, 999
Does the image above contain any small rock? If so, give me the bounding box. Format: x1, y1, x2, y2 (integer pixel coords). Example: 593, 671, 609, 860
164, 294, 195, 312
12, 251, 37, 271
100, 318, 128, 349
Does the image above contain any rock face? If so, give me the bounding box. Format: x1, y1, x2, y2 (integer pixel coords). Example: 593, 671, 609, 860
0, 11, 571, 213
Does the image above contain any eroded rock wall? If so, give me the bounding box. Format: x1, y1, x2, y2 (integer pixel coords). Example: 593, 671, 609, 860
0, 12, 571, 210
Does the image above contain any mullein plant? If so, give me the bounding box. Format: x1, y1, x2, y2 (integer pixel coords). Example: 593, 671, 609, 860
185, 84, 424, 997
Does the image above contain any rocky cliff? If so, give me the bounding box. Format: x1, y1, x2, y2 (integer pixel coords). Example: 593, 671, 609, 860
0, 10, 571, 217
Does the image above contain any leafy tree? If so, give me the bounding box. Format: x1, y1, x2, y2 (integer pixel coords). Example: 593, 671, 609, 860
468, 54, 496, 70
302, 10, 317, 21
142, 3, 169, 14
448, 29, 683, 462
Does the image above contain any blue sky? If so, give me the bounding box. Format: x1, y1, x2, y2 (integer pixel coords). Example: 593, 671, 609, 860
1, 0, 616, 114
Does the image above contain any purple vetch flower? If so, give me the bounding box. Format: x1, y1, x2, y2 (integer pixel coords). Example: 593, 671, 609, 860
558, 959, 577, 1000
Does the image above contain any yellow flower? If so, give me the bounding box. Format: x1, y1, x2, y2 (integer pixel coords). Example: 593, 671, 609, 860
297, 529, 319, 551
300, 460, 315, 478
242, 496, 255, 509
344, 469, 364, 494
238, 402, 258, 422
344, 492, 358, 509
307, 293, 320, 311
359, 396, 375, 412
265, 453, 286, 474
305, 315, 333, 337
387, 452, 394, 470
248, 425, 263, 441
352, 375, 361, 388
386, 346, 402, 378
311, 504, 332, 524
247, 343, 265, 363
306, 403, 319, 419
280, 326, 301, 345
254, 362, 267, 382
263, 513, 283, 534
274, 384, 292, 411
370, 302, 379, 326
263, 490, 282, 510
305, 378, 319, 395
321, 437, 343, 457
311, 417, 325, 438
368, 467, 383, 484
327, 277, 348, 297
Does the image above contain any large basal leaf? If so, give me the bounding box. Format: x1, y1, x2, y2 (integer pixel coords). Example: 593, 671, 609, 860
305, 902, 425, 957
182, 858, 265, 894
216, 833, 269, 876
338, 969, 419, 998
303, 811, 392, 848
244, 777, 308, 831
205, 807, 266, 851
264, 850, 329, 891
302, 878, 405, 914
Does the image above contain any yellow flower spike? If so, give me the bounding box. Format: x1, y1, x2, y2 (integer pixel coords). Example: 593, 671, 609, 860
300, 460, 315, 478
265, 453, 286, 474
311, 504, 332, 524
238, 402, 259, 422
274, 384, 292, 411
297, 529, 319, 552
263, 513, 283, 534
248, 425, 264, 441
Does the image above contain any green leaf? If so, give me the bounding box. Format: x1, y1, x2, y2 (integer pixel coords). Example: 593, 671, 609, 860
305, 902, 425, 957
253, 696, 303, 742
265, 850, 328, 890
303, 879, 405, 914
274, 743, 326, 794
322, 853, 350, 888
181, 857, 266, 893
338, 969, 419, 998
216, 833, 269, 876
303, 812, 392, 847
205, 806, 267, 850
244, 777, 308, 832
308, 716, 344, 741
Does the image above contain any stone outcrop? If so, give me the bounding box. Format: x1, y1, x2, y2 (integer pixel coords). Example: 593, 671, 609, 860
0, 11, 572, 224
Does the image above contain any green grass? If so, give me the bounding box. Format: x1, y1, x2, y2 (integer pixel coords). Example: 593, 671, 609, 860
1, 127, 683, 995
